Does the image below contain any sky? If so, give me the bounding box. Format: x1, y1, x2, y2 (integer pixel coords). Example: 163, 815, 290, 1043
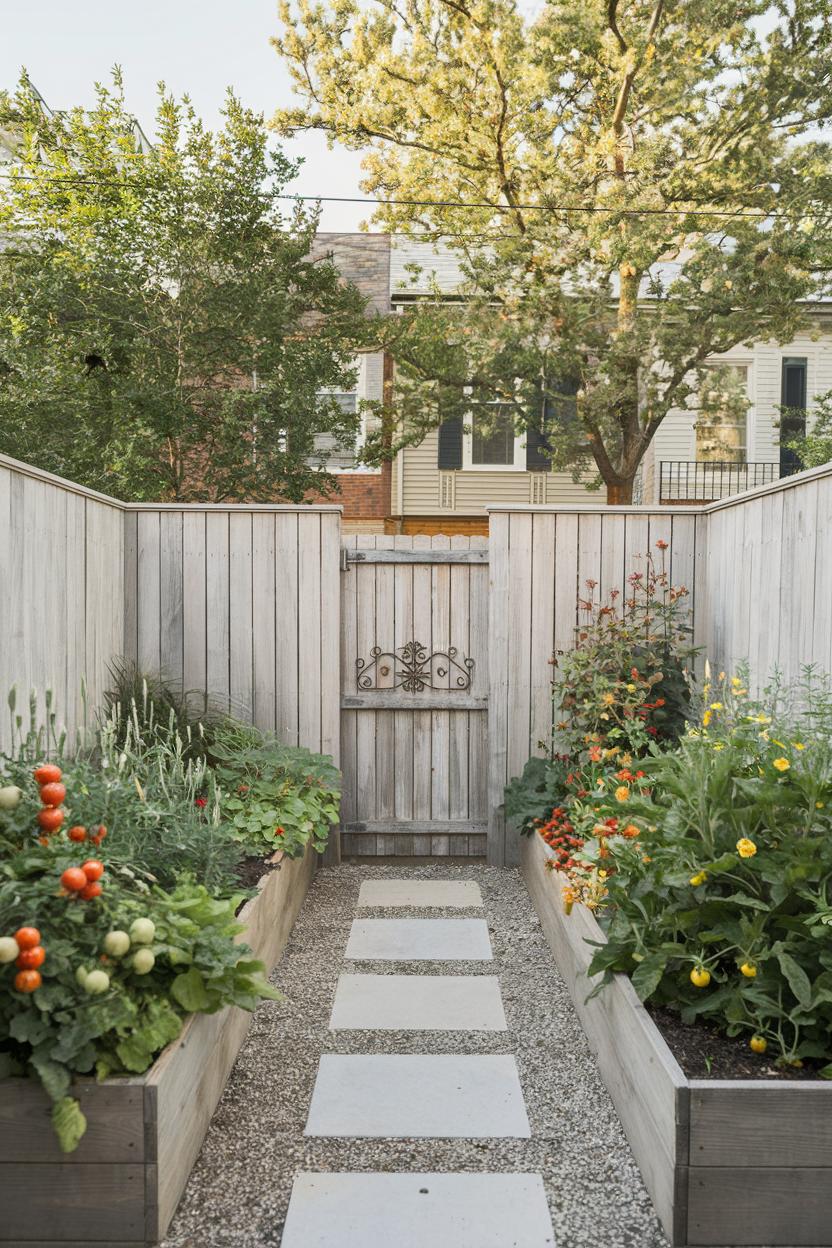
0, 0, 371, 231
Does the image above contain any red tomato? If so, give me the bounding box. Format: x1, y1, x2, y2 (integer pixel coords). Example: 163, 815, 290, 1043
61, 867, 88, 892
80, 881, 103, 901
37, 807, 64, 833
14, 969, 42, 993
95, 825, 108, 840
81, 859, 104, 881
16, 945, 45, 970
68, 826, 87, 843
39, 782, 66, 807
33, 764, 62, 785
14, 927, 41, 950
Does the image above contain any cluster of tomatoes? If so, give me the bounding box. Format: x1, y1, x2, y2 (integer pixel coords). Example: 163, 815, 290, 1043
537, 806, 586, 871
60, 859, 105, 901
0, 926, 46, 993
33, 763, 66, 840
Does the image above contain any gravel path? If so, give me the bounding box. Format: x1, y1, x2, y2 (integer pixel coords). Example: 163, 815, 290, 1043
161, 862, 669, 1248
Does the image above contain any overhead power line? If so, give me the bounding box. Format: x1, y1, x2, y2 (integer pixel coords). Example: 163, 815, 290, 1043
0, 169, 825, 221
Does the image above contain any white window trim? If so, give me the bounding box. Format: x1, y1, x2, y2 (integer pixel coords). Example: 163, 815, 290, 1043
318, 354, 382, 475
461, 398, 527, 472
694, 357, 753, 462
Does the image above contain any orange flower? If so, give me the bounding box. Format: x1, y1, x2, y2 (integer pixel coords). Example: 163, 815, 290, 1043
615, 785, 630, 803
621, 823, 640, 838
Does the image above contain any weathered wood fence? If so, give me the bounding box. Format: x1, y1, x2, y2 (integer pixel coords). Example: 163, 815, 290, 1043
1, 450, 830, 863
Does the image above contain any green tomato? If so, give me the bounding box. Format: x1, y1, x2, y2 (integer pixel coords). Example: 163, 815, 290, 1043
0, 785, 22, 810
132, 948, 155, 975
84, 969, 110, 995
103, 930, 131, 958
75, 965, 90, 987
0, 936, 20, 963
129, 918, 156, 945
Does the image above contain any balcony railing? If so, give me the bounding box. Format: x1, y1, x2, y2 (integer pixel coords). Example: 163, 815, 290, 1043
659, 460, 781, 504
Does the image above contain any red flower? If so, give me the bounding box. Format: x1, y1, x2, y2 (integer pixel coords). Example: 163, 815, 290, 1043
656, 539, 669, 550
194, 797, 207, 808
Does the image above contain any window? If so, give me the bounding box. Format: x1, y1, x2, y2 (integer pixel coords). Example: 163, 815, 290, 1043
695, 363, 750, 463
780, 357, 807, 476
462, 401, 525, 471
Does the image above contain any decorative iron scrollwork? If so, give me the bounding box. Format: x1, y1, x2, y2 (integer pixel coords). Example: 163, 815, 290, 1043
356, 640, 474, 693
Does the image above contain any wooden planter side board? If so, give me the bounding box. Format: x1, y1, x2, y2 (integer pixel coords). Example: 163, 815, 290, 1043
0, 845, 316, 1246
521, 831, 832, 1248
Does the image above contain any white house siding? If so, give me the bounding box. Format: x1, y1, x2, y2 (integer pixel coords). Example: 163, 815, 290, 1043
392, 429, 598, 517
642, 319, 832, 502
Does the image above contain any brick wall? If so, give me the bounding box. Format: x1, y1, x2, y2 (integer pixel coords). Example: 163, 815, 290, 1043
307, 460, 393, 521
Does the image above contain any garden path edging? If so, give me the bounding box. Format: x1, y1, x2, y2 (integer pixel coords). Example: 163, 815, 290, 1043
0, 843, 317, 1247
521, 830, 832, 1248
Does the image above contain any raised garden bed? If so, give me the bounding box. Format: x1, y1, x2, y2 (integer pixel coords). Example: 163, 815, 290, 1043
522, 830, 832, 1248
0, 845, 316, 1247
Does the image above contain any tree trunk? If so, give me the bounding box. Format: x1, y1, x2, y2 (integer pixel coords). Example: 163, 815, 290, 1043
606, 479, 635, 505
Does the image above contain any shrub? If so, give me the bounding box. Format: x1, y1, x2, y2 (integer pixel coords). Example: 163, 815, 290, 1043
0, 766, 280, 1152
553, 544, 696, 757
207, 721, 340, 857
568, 677, 832, 1071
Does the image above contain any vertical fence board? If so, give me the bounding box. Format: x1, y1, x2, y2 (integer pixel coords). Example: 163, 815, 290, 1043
228, 514, 254, 719
159, 512, 184, 688
275, 514, 300, 746
182, 513, 207, 699
205, 513, 230, 708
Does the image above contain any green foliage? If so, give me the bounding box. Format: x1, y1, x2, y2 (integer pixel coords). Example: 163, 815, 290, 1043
786, 388, 832, 470
0, 833, 280, 1151
504, 754, 572, 835
583, 681, 832, 1070
275, 1, 832, 500
554, 545, 696, 756
208, 722, 340, 857
0, 73, 370, 502
102, 659, 228, 760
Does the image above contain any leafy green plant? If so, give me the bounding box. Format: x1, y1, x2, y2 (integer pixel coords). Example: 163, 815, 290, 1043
504, 754, 572, 835
0, 824, 280, 1152
553, 544, 696, 757
580, 685, 832, 1071
208, 722, 340, 857
101, 659, 229, 760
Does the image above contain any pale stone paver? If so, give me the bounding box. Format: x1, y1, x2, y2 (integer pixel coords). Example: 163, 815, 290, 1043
344, 917, 492, 961
357, 879, 483, 908
329, 973, 507, 1031
281, 1172, 555, 1248
304, 1053, 531, 1138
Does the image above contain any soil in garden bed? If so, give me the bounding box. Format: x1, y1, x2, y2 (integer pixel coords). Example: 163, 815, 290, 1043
649, 1005, 824, 1081
235, 854, 282, 892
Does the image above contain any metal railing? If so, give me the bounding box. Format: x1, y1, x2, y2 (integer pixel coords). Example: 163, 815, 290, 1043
659, 460, 780, 503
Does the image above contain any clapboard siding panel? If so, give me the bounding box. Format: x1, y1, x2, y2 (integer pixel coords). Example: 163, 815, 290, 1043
0, 457, 124, 751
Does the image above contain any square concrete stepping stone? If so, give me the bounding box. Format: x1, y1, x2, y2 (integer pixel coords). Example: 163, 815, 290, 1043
330, 974, 507, 1031
282, 1172, 555, 1247
304, 1054, 531, 1138
344, 918, 492, 961
357, 879, 483, 908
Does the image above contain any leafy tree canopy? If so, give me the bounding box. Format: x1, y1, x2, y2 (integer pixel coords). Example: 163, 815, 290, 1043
0, 72, 369, 502
274, 0, 832, 500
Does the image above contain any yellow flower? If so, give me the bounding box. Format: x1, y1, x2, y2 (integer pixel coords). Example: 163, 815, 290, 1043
598, 870, 608, 879
703, 682, 711, 695
689, 871, 707, 887
601, 691, 615, 705
713, 743, 724, 751
615, 785, 630, 803
710, 702, 723, 711
702, 711, 712, 727
599, 712, 610, 721
718, 671, 726, 680
736, 838, 757, 858
626, 683, 637, 692
731, 676, 743, 689
793, 742, 806, 750
621, 753, 632, 766
772, 757, 790, 772
756, 713, 771, 724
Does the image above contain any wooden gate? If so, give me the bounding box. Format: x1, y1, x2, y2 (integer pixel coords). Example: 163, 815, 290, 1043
340, 535, 489, 857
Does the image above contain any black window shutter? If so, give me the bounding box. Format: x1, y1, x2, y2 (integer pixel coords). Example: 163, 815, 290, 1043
780, 357, 807, 476
437, 417, 463, 469
525, 425, 550, 472
526, 377, 579, 471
